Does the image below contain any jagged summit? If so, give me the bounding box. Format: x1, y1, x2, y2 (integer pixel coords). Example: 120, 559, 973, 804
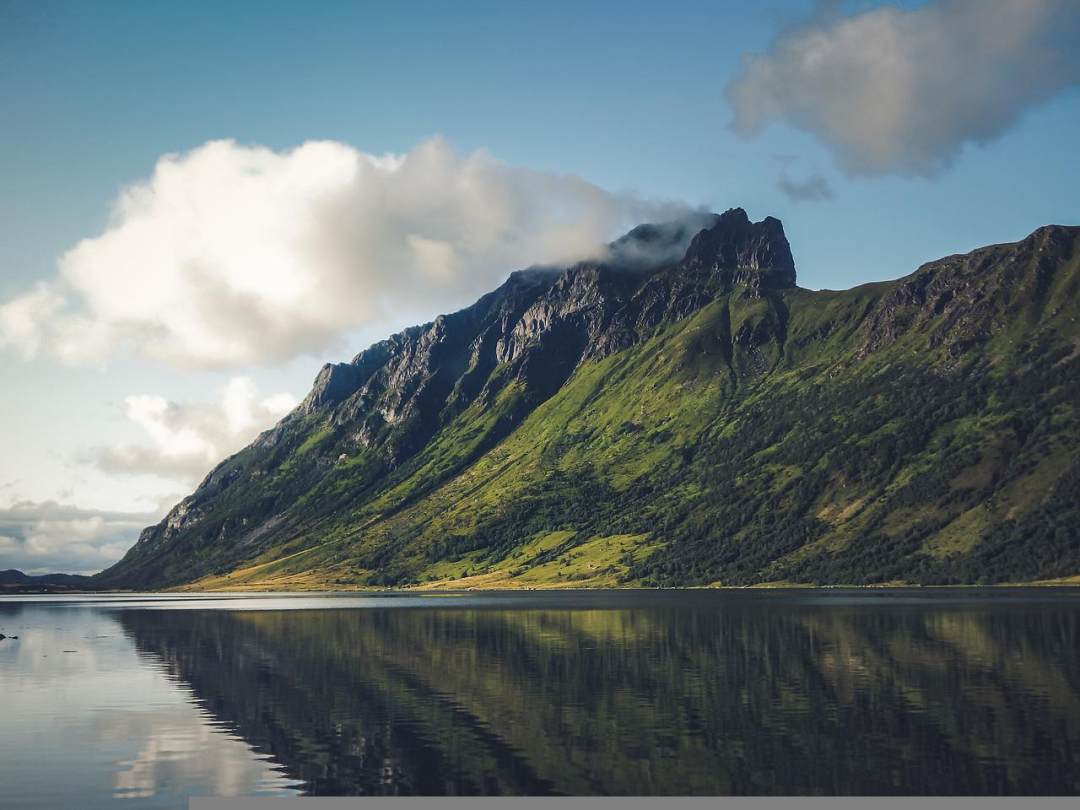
682, 208, 796, 287
605, 208, 795, 285
301, 209, 795, 417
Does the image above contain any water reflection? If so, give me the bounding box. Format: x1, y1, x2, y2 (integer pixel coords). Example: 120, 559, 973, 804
105, 593, 1080, 796
0, 601, 298, 809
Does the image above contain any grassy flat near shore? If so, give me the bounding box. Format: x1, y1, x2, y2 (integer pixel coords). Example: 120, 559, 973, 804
165, 533, 1080, 592
5, 572, 1080, 595
162, 570, 1080, 594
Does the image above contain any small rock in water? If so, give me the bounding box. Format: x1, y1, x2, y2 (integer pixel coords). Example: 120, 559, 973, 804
0, 633, 6, 640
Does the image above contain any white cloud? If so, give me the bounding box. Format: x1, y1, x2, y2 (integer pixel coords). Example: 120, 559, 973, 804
726, 0, 1080, 176
93, 377, 297, 484
0, 501, 158, 575
0, 137, 683, 369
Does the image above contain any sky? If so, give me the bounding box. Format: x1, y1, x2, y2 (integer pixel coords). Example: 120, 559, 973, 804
1, 0, 1078, 573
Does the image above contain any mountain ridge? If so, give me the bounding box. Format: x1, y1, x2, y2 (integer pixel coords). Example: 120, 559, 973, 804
0, 568, 94, 591
98, 211, 1080, 590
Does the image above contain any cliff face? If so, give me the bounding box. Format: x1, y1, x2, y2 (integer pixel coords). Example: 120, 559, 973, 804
859, 224, 1079, 359
98, 214, 1080, 590
304, 207, 795, 439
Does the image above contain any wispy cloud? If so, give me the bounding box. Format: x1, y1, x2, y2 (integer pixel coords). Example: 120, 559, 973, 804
91, 377, 296, 485
777, 171, 834, 203
726, 0, 1080, 176
773, 155, 834, 203
0, 137, 685, 369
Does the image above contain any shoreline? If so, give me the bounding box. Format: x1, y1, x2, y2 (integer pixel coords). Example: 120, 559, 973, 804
4, 578, 1080, 597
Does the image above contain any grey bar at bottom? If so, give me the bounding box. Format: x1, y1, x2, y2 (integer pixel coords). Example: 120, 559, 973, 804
190, 798, 1080, 810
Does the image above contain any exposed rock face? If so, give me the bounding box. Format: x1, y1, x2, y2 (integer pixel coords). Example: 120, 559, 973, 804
860, 224, 1079, 359
302, 363, 366, 413
682, 208, 796, 288
293, 209, 798, 457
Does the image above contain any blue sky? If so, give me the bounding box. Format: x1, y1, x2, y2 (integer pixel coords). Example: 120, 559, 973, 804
1, 0, 1078, 572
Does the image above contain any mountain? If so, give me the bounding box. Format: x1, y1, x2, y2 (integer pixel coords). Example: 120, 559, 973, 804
97, 210, 1080, 590
0, 569, 94, 591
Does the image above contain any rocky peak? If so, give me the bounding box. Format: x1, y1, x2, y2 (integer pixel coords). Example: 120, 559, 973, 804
293, 209, 798, 423
681, 208, 796, 288
301, 362, 365, 414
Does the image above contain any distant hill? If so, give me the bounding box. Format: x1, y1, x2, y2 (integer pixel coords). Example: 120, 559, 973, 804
97, 209, 1080, 590
0, 569, 95, 591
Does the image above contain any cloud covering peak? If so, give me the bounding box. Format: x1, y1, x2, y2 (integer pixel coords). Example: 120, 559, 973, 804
726, 0, 1080, 177
1, 138, 683, 369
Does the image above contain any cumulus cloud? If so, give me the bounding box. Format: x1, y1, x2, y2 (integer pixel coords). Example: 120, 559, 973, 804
0, 137, 684, 369
726, 0, 1080, 176
92, 377, 297, 484
0, 501, 158, 575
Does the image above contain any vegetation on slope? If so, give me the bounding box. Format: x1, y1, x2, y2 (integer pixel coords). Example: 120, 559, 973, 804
99, 215, 1080, 589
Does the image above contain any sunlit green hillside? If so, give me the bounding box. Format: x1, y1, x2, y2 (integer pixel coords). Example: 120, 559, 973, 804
99, 215, 1080, 589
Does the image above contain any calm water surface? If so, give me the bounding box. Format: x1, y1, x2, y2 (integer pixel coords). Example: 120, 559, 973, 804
1, 589, 1079, 805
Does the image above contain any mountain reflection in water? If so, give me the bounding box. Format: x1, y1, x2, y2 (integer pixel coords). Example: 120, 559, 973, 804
107, 591, 1080, 796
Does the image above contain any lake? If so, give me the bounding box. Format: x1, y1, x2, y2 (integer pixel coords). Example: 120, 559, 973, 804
1, 589, 1078, 805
